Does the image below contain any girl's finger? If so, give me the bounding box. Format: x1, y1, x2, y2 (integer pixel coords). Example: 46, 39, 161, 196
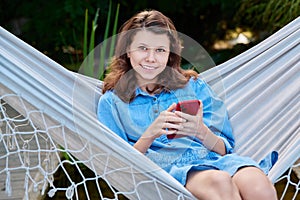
174, 111, 193, 121
167, 103, 177, 112
165, 122, 183, 130
196, 100, 203, 116
165, 115, 187, 123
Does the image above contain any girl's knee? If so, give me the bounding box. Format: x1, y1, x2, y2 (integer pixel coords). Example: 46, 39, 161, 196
233, 167, 277, 199
205, 170, 233, 188
252, 180, 277, 199
187, 170, 234, 192
186, 170, 240, 200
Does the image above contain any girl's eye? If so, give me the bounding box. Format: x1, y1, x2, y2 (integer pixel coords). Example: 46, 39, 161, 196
156, 48, 166, 53
138, 46, 147, 51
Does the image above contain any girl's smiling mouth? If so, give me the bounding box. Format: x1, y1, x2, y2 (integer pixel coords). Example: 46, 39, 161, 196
141, 65, 159, 70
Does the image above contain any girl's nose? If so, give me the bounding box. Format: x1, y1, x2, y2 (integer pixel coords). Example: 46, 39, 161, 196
145, 49, 156, 62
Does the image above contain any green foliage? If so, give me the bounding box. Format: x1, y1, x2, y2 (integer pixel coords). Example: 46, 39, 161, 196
234, 0, 300, 32
82, 0, 120, 79
1, 0, 298, 68
0, 0, 114, 67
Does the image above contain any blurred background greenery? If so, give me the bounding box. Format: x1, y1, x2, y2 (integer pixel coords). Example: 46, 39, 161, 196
0, 0, 299, 72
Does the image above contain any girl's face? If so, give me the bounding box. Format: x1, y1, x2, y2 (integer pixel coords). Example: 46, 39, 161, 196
127, 30, 170, 86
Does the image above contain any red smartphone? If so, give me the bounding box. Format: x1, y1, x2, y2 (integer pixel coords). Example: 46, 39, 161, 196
175, 100, 200, 115
167, 100, 200, 139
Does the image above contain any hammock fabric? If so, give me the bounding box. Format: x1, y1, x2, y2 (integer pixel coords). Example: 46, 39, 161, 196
0, 17, 299, 199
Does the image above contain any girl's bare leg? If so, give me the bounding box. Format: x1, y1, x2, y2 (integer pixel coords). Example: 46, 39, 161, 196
185, 170, 241, 200
232, 167, 277, 200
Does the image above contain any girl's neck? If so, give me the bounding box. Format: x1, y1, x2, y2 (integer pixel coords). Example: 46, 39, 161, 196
136, 74, 158, 95
140, 83, 157, 95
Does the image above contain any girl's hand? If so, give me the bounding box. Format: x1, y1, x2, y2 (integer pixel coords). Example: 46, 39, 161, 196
143, 103, 186, 140
174, 100, 206, 139
133, 103, 186, 154
175, 101, 226, 154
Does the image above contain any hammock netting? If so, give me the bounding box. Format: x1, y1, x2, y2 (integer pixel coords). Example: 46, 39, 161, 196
0, 17, 299, 199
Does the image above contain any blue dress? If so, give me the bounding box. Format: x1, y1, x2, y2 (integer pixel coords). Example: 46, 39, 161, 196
97, 77, 277, 185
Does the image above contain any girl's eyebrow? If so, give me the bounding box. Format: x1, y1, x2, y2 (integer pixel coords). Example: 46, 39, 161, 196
138, 42, 168, 49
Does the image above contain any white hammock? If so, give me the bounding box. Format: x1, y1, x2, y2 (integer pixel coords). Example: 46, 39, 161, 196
0, 16, 299, 200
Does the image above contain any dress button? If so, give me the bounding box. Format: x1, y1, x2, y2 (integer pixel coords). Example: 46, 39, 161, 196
153, 109, 159, 113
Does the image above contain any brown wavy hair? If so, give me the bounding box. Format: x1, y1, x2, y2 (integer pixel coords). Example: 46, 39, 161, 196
103, 10, 198, 102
